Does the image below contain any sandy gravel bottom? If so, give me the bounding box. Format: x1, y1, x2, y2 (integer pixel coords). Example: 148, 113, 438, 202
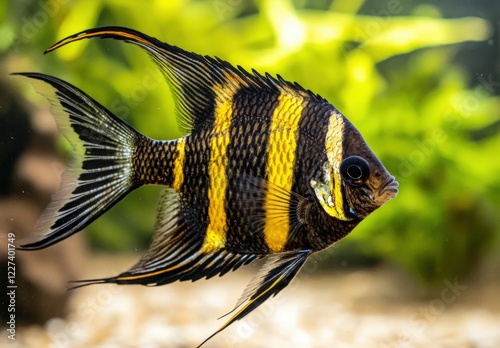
3, 253, 500, 348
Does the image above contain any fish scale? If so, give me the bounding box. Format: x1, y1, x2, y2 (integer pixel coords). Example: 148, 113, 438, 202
14, 26, 398, 346
133, 138, 174, 186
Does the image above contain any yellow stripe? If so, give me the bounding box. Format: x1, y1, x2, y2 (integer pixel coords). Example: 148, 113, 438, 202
201, 84, 236, 252
172, 138, 185, 191
264, 92, 305, 252
324, 111, 347, 220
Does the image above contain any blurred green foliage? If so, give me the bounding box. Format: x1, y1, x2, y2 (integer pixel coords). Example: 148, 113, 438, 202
2, 0, 499, 288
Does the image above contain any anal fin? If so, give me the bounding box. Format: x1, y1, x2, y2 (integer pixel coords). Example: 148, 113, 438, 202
69, 188, 261, 287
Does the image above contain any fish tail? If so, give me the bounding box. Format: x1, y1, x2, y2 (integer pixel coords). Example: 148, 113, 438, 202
14, 72, 142, 250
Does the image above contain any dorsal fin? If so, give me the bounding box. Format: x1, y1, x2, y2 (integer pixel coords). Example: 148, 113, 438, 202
45, 26, 325, 133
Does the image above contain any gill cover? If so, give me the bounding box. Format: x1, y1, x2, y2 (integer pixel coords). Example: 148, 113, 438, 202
310, 110, 353, 221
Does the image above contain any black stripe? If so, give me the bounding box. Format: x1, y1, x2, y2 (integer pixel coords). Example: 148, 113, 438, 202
179, 129, 212, 240
285, 100, 334, 251
341, 117, 363, 160
132, 138, 176, 186
224, 89, 281, 253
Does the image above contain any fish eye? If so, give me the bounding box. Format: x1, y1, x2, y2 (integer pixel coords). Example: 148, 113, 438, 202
340, 156, 370, 186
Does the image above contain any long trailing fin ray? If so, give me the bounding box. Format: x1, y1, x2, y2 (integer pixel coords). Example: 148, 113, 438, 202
71, 189, 263, 287
198, 250, 311, 347
44, 26, 325, 133
232, 251, 309, 309
13, 73, 139, 250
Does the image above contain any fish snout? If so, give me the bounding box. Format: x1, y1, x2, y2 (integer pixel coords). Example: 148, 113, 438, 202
378, 175, 399, 200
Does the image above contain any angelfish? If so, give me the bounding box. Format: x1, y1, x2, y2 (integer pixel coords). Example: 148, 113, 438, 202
15, 27, 398, 346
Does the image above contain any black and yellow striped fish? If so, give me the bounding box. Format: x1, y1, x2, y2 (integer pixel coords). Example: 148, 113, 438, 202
15, 27, 398, 346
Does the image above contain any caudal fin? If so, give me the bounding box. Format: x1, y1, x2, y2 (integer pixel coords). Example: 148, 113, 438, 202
14, 72, 140, 250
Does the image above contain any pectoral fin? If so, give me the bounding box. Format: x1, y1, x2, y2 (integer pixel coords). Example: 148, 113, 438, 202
235, 175, 310, 248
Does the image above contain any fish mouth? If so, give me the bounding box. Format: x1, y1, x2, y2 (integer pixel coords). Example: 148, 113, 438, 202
378, 175, 399, 199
